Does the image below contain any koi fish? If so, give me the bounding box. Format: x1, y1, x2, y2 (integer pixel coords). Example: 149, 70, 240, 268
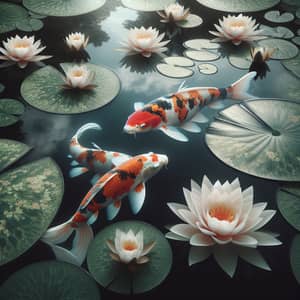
124, 72, 257, 142
42, 152, 168, 265
69, 123, 130, 185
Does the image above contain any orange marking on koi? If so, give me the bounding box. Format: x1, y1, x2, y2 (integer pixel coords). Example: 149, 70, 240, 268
135, 183, 144, 193
114, 199, 121, 208
93, 151, 106, 164
113, 152, 120, 157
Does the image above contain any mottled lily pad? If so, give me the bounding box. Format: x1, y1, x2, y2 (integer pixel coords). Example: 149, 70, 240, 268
264, 10, 294, 23
0, 261, 100, 300
282, 53, 300, 79
198, 63, 218, 74
21, 63, 120, 114
121, 0, 175, 11
176, 14, 203, 28
0, 157, 64, 265
156, 63, 194, 78
277, 185, 300, 231
164, 56, 194, 67
291, 235, 300, 284
23, 0, 106, 17
292, 36, 300, 46
257, 39, 299, 60
0, 98, 25, 127
87, 221, 172, 295
260, 25, 295, 39
183, 39, 220, 50
184, 50, 220, 61
195, 0, 280, 12
205, 99, 300, 181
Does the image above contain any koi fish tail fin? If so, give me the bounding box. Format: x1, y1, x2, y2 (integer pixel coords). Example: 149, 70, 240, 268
227, 71, 256, 101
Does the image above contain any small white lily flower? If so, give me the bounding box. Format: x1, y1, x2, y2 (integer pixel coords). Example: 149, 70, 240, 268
106, 229, 156, 264
65, 32, 89, 51
157, 3, 190, 23
0, 35, 52, 68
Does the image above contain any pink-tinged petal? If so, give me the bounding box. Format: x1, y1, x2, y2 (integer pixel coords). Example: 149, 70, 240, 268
210, 37, 229, 43
196, 224, 215, 236
177, 209, 198, 226
106, 239, 117, 254
232, 234, 258, 248
250, 232, 282, 246
29, 55, 52, 62
141, 52, 152, 58
0, 55, 9, 61
170, 223, 198, 238
110, 253, 121, 262
190, 179, 201, 193
251, 210, 276, 231
167, 202, 189, 221
190, 233, 214, 246
211, 235, 232, 245
206, 214, 236, 236
165, 231, 189, 241
188, 246, 211, 266
141, 241, 156, 256
136, 256, 149, 264
183, 187, 197, 215
17, 61, 29, 68
0, 47, 8, 56
242, 202, 267, 232
209, 30, 224, 38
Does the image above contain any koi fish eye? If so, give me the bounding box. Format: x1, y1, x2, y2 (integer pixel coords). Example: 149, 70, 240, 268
135, 123, 147, 129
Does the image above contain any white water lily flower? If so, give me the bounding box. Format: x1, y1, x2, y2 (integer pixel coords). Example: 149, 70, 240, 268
167, 176, 281, 277
209, 14, 265, 46
106, 229, 156, 264
62, 65, 97, 90
250, 47, 275, 62
157, 3, 190, 23
65, 32, 89, 51
0, 35, 51, 68
120, 26, 170, 58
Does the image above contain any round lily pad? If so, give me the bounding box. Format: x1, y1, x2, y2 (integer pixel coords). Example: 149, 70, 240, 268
121, 0, 175, 11
282, 53, 300, 79
21, 63, 120, 114
282, 0, 300, 7
0, 157, 64, 265
198, 63, 218, 74
16, 18, 32, 32
195, 0, 280, 12
29, 18, 44, 31
291, 235, 300, 284
257, 39, 299, 60
277, 185, 300, 231
184, 50, 220, 61
156, 63, 194, 78
0, 139, 31, 173
0, 98, 25, 127
228, 52, 252, 69
176, 14, 203, 28
205, 99, 300, 181
164, 56, 194, 67
264, 10, 294, 23
292, 36, 300, 46
87, 221, 172, 295
0, 261, 100, 300
260, 25, 295, 39
0, 1, 28, 33
183, 39, 220, 50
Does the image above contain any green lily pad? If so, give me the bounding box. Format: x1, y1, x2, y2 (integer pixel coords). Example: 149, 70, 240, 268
0, 157, 64, 265
0, 139, 31, 173
264, 10, 294, 23
0, 98, 25, 127
15, 18, 32, 32
29, 17, 44, 31
156, 63, 194, 78
195, 0, 280, 12
183, 39, 220, 50
164, 56, 194, 67
282, 0, 300, 7
21, 63, 120, 114
257, 38, 299, 60
198, 63, 218, 74
23, 0, 106, 17
290, 235, 300, 284
282, 53, 300, 79
176, 14, 203, 28
87, 221, 172, 295
260, 25, 295, 39
184, 50, 220, 61
205, 99, 300, 181
277, 185, 300, 231
0, 1, 28, 33
228, 52, 252, 70
121, 0, 175, 11
0, 261, 100, 300
292, 36, 300, 46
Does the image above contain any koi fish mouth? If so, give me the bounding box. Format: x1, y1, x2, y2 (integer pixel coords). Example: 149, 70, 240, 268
123, 124, 136, 134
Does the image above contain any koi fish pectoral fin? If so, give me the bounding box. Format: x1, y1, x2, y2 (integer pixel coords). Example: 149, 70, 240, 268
207, 101, 225, 110
70, 160, 80, 167
134, 102, 145, 111
106, 200, 122, 220
128, 183, 146, 214
191, 111, 209, 123
159, 126, 189, 142
69, 167, 89, 178
181, 121, 201, 133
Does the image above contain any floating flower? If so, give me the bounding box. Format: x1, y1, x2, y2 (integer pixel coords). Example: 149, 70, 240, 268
167, 176, 281, 277
209, 14, 265, 46
119, 26, 170, 58
250, 47, 275, 62
157, 3, 190, 23
0, 35, 51, 68
65, 32, 89, 51
106, 229, 156, 264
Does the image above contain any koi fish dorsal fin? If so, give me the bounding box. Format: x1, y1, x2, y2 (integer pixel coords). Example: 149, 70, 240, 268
106, 200, 122, 220
159, 126, 189, 142
112, 154, 131, 167
128, 183, 146, 214
134, 102, 145, 111
181, 121, 201, 133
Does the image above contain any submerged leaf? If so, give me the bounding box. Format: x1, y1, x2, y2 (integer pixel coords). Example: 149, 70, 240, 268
121, 0, 175, 11
290, 235, 300, 284
0, 98, 25, 127
282, 53, 300, 79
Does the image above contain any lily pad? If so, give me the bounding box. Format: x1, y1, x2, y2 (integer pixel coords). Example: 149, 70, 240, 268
198, 63, 218, 75
277, 185, 300, 231
15, 18, 32, 31
87, 221, 172, 295
156, 63, 194, 78
228, 53, 252, 70
282, 53, 300, 79
183, 39, 220, 50
0, 261, 100, 300
195, 0, 280, 12
23, 0, 106, 17
0, 156, 64, 265
21, 63, 120, 114
290, 235, 300, 284
0, 98, 25, 127
205, 99, 300, 181
29, 18, 44, 31
260, 25, 295, 39
121, 0, 175, 11
292, 36, 300, 46
176, 14, 203, 28
184, 50, 220, 61
164, 56, 194, 67
282, 0, 300, 7
264, 10, 294, 23
257, 38, 299, 60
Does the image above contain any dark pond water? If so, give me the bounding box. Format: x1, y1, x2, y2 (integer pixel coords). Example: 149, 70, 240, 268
0, 0, 300, 299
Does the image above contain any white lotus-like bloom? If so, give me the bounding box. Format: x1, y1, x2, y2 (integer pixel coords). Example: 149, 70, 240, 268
157, 3, 190, 23
65, 32, 89, 51
167, 176, 281, 276
62, 65, 97, 90
0, 35, 51, 68
120, 26, 170, 58
209, 14, 265, 46
250, 47, 275, 62
106, 229, 156, 264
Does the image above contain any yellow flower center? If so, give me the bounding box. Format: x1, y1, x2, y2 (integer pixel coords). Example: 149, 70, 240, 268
72, 36, 81, 40
230, 20, 245, 27
122, 241, 138, 251
72, 70, 84, 77
14, 42, 30, 49
136, 32, 152, 40
209, 206, 235, 222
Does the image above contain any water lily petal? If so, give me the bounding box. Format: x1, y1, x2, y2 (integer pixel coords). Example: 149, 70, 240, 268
237, 247, 271, 271
250, 232, 282, 246
188, 246, 211, 266
190, 233, 214, 246
232, 234, 258, 248
213, 245, 238, 277
170, 223, 198, 238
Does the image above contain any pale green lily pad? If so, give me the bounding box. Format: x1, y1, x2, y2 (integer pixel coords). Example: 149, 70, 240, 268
0, 139, 31, 172
228, 52, 252, 70
195, 0, 280, 12
264, 10, 294, 23
176, 14, 203, 28
156, 63, 194, 78
0, 261, 100, 300
282, 53, 300, 79
121, 0, 175, 11
198, 63, 218, 74
282, 0, 300, 7
183, 39, 220, 50
87, 221, 172, 295
23, 0, 106, 17
205, 99, 300, 181
164, 56, 194, 67
257, 38, 299, 60
15, 18, 32, 31
184, 50, 220, 61
29, 18, 44, 31
0, 157, 64, 265
277, 185, 300, 231
0, 98, 25, 127
292, 36, 300, 46
260, 25, 295, 39
290, 235, 300, 284
21, 63, 120, 114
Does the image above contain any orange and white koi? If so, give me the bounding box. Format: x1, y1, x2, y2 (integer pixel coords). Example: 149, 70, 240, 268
124, 72, 256, 142
42, 152, 168, 266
